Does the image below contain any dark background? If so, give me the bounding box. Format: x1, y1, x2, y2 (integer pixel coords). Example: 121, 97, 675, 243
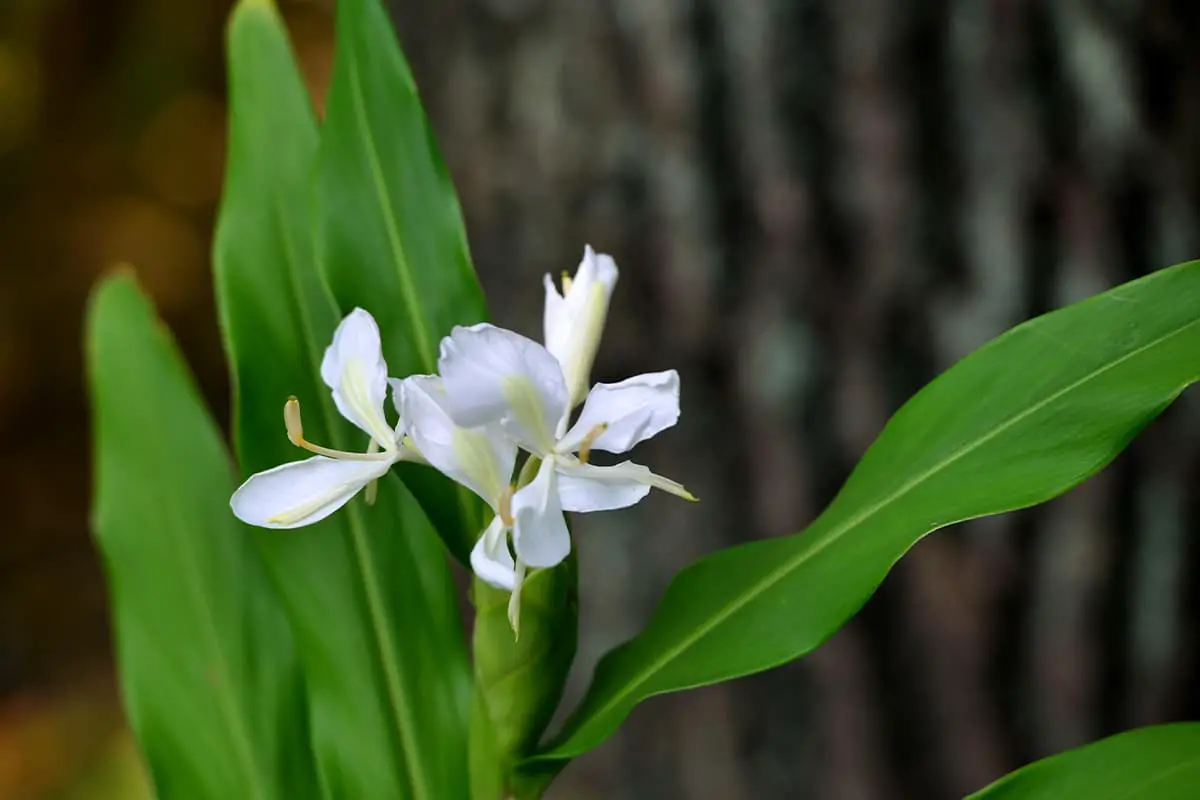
3, 0, 1200, 797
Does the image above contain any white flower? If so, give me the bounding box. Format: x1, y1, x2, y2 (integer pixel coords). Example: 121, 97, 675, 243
395, 374, 519, 592
543, 245, 619, 413
230, 309, 420, 529
437, 323, 695, 573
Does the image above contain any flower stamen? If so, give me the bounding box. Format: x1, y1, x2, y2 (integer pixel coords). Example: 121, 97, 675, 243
576, 422, 609, 464
284, 397, 392, 462
499, 483, 515, 527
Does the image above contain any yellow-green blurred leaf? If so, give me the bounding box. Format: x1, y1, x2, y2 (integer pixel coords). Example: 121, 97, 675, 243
87, 273, 316, 799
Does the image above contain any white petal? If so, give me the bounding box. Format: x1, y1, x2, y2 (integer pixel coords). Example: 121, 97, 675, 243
437, 323, 567, 453
511, 458, 571, 568
555, 459, 694, 512
508, 560, 527, 637
320, 309, 394, 449
395, 375, 516, 504
230, 455, 391, 529
558, 370, 680, 455
470, 515, 517, 590
543, 272, 568, 363
546, 246, 619, 409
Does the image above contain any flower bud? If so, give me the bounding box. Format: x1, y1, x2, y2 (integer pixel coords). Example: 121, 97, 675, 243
543, 246, 619, 412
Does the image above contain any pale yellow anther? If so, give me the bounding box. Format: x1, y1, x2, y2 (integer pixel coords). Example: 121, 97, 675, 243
577, 422, 609, 464
560, 270, 573, 295
283, 397, 391, 462
284, 396, 306, 447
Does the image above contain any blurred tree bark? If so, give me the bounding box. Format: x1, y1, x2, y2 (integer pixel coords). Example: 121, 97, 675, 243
391, 1, 1200, 797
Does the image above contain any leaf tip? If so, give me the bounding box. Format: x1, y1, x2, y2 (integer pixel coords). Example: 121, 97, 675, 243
227, 0, 282, 37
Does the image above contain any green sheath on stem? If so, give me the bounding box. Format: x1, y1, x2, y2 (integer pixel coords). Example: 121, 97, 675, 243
470, 553, 578, 799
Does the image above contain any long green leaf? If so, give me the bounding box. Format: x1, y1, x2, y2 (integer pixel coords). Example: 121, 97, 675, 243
530, 261, 1200, 767
214, 1, 469, 796
968, 724, 1200, 799
87, 273, 316, 799
316, 0, 488, 562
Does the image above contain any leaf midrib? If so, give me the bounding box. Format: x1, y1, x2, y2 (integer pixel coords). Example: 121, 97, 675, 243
342, 40, 485, 550
344, 50, 433, 372
272, 187, 430, 797
547, 310, 1200, 757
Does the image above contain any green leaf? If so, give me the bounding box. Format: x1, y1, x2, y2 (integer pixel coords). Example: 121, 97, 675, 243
214, 1, 469, 797
968, 724, 1200, 799
87, 273, 316, 799
531, 261, 1200, 768
316, 0, 488, 562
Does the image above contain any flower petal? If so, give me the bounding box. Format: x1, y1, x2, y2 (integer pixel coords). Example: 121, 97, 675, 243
395, 374, 516, 504
555, 459, 695, 512
558, 370, 680, 455
543, 272, 567, 361
438, 323, 567, 454
544, 246, 619, 409
511, 458, 571, 568
470, 515, 517, 590
320, 308, 394, 449
230, 455, 391, 529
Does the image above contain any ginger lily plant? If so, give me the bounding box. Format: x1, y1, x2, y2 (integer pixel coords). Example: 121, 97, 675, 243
86, 1, 1200, 798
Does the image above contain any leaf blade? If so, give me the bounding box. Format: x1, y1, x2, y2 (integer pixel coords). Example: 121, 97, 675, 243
214, 2, 470, 796
316, 0, 488, 562
532, 261, 1200, 765
87, 273, 317, 800
967, 724, 1200, 799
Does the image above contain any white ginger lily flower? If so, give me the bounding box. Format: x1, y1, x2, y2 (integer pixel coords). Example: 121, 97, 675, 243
230, 308, 420, 529
543, 245, 619, 414
395, 374, 520, 593
437, 323, 695, 575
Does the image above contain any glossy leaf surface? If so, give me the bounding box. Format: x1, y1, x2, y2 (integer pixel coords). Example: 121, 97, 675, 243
969, 724, 1200, 799
533, 262, 1200, 767
214, 1, 469, 796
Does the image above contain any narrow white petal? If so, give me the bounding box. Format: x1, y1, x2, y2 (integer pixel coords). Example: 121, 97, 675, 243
395, 375, 516, 503
230, 455, 391, 529
508, 561, 528, 637
555, 459, 694, 512
579, 244, 620, 291
437, 323, 567, 453
543, 272, 568, 364
558, 370, 680, 455
470, 515, 517, 590
320, 308, 394, 449
511, 458, 571, 568
554, 459, 650, 512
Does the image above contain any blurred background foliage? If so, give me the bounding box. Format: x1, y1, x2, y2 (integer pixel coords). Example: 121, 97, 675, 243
3, 0, 1200, 797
